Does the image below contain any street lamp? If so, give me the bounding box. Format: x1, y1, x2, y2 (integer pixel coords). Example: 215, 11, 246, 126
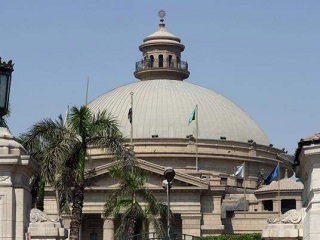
163, 167, 175, 239
0, 57, 14, 120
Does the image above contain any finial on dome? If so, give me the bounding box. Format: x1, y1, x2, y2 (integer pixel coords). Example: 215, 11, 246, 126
158, 10, 166, 27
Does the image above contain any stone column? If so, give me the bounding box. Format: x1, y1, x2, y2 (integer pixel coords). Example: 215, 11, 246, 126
181, 214, 201, 237
148, 218, 162, 239
148, 219, 156, 239
273, 199, 280, 213
0, 127, 38, 240
296, 198, 302, 210
296, 137, 320, 240
102, 216, 114, 240
61, 214, 72, 240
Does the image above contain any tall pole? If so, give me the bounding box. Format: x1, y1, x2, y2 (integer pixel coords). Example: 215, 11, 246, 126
277, 161, 281, 216
85, 77, 89, 106
167, 181, 170, 239
243, 161, 246, 218
164, 167, 175, 240
195, 104, 199, 171
130, 92, 134, 145
130, 92, 134, 175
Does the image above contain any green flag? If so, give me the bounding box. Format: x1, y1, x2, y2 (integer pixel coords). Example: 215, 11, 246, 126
188, 106, 196, 124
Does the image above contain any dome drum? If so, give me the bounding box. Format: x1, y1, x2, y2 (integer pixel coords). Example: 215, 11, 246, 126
134, 59, 189, 80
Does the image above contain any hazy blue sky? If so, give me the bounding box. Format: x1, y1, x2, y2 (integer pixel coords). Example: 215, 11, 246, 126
2, 1, 319, 154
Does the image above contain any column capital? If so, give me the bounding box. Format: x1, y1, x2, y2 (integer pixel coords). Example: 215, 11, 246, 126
101, 213, 114, 220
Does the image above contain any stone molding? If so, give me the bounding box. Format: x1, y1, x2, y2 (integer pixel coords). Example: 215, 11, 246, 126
28, 209, 68, 240
86, 158, 209, 190
262, 208, 305, 239
30, 208, 60, 223
267, 209, 305, 224
0, 174, 10, 183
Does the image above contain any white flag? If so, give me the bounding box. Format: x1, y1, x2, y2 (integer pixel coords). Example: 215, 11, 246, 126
232, 164, 244, 179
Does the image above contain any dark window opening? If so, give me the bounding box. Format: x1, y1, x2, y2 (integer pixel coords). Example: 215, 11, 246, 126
237, 178, 243, 187
220, 177, 227, 186
150, 55, 154, 67
168, 55, 173, 67
159, 55, 163, 67
281, 199, 296, 214
90, 232, 97, 240
263, 200, 273, 211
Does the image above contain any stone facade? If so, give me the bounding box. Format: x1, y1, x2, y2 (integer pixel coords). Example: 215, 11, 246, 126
41, 138, 302, 239
295, 134, 320, 240
0, 127, 38, 240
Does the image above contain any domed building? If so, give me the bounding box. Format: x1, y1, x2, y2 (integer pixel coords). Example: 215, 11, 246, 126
45, 12, 302, 239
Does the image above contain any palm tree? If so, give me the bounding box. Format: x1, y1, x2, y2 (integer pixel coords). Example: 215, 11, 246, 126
104, 167, 168, 240
21, 115, 74, 215
21, 105, 135, 240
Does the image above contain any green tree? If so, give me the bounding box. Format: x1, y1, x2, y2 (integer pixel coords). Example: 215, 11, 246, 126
20, 115, 73, 214
104, 167, 168, 240
21, 106, 134, 240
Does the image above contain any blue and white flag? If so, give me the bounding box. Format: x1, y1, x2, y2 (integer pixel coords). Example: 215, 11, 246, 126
264, 165, 279, 185
232, 163, 244, 179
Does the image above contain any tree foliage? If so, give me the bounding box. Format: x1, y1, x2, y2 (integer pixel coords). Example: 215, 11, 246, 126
104, 167, 168, 239
21, 105, 135, 240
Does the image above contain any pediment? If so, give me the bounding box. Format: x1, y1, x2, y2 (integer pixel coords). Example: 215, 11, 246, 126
85, 159, 208, 191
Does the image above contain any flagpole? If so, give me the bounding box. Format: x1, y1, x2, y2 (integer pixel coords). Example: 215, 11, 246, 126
195, 104, 199, 171
130, 92, 134, 146
85, 77, 89, 106
277, 161, 280, 217
243, 161, 246, 218
130, 92, 134, 175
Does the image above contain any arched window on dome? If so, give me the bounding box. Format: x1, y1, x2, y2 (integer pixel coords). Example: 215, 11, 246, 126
159, 55, 163, 67
150, 55, 154, 68
177, 56, 180, 68
168, 55, 173, 68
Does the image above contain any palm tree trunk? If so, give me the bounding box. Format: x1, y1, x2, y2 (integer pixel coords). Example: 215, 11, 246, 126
69, 182, 84, 240
36, 179, 45, 211
128, 208, 136, 240
55, 188, 63, 225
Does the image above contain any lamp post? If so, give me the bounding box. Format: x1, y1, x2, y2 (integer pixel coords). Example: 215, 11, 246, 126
163, 167, 175, 239
0, 57, 14, 124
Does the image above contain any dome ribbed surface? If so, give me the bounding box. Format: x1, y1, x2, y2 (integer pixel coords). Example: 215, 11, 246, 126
88, 80, 269, 145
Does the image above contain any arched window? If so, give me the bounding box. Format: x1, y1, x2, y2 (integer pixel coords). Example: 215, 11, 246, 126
177, 56, 180, 68
159, 55, 163, 67
150, 55, 154, 68
168, 55, 172, 67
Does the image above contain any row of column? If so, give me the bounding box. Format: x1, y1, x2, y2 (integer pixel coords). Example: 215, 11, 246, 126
100, 215, 201, 240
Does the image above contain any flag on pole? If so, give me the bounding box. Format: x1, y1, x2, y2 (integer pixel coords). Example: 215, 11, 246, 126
264, 165, 279, 185
188, 106, 196, 124
232, 163, 244, 179
128, 108, 132, 124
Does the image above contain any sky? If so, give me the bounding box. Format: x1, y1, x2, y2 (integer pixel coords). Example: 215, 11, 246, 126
1, 1, 319, 154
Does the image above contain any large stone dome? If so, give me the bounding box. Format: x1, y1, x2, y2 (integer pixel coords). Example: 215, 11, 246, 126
88, 79, 269, 145
88, 13, 269, 146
